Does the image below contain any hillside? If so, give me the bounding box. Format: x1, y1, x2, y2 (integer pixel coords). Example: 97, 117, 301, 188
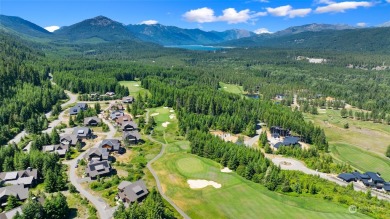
0, 15, 52, 39
127, 24, 254, 45
54, 16, 136, 43
222, 26, 390, 52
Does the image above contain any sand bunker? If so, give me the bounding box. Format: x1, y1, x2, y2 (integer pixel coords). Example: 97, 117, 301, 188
163, 107, 169, 109
221, 167, 232, 173
162, 122, 170, 127
223, 87, 227, 88
169, 109, 174, 113
150, 113, 159, 117
169, 114, 175, 120
187, 180, 221, 189
134, 84, 140, 87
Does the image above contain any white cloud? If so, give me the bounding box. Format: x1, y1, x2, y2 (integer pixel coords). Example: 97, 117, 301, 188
315, 0, 336, 4
266, 5, 311, 18
356, 22, 367, 27
44, 26, 60, 32
288, 8, 312, 18
183, 7, 266, 24
140, 20, 159, 25
183, 7, 216, 23
315, 1, 373, 13
387, 0, 390, 3
254, 28, 273, 34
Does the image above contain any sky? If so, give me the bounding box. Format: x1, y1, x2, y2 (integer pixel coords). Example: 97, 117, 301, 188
0, 0, 390, 33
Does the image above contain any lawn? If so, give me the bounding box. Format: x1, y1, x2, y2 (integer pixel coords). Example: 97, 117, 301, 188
150, 107, 369, 219
118, 81, 150, 97
219, 82, 245, 95
304, 108, 390, 177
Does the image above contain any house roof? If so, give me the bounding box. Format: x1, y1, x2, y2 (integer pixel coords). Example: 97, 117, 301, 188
118, 181, 132, 190
0, 185, 28, 201
123, 131, 141, 141
72, 127, 92, 138
351, 171, 370, 180
0, 168, 38, 186
365, 172, 385, 183
116, 115, 132, 125
100, 139, 121, 151
283, 136, 300, 145
85, 160, 111, 178
338, 173, 356, 182
84, 116, 101, 125
118, 180, 148, 203
75, 103, 88, 109
384, 183, 390, 192
122, 96, 134, 103
122, 121, 138, 129
42, 144, 69, 154
60, 134, 78, 145
4, 172, 18, 181
85, 148, 109, 160
110, 111, 124, 120
0, 206, 22, 219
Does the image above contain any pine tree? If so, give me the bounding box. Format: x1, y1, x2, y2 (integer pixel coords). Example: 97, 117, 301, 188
5, 195, 20, 211
69, 116, 75, 127
50, 129, 60, 144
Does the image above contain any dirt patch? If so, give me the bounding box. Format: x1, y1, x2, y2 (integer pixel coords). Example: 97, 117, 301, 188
187, 179, 221, 189
162, 122, 170, 127
221, 167, 232, 173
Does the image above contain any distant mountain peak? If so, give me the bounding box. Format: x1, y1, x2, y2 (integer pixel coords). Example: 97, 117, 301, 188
88, 16, 118, 27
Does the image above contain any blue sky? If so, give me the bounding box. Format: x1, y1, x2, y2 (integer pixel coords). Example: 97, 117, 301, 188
1, 0, 389, 33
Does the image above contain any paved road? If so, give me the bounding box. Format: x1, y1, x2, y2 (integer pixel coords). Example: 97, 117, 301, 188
269, 156, 390, 201
8, 90, 78, 144
67, 114, 117, 219
146, 135, 191, 219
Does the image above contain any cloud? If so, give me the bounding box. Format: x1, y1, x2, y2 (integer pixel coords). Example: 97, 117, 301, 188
44, 26, 60, 32
266, 5, 312, 18
140, 20, 158, 25
315, 1, 373, 13
254, 28, 273, 34
183, 7, 266, 24
356, 22, 367, 27
183, 7, 217, 23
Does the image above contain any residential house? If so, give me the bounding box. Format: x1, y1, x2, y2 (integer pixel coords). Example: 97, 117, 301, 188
0, 206, 22, 219
116, 115, 132, 126
69, 103, 88, 116
84, 116, 101, 126
110, 111, 125, 120
122, 121, 138, 132
106, 92, 115, 96
72, 127, 93, 139
109, 103, 124, 111
270, 126, 290, 137
122, 96, 134, 104
117, 180, 148, 203
60, 134, 79, 146
337, 173, 357, 183
85, 160, 111, 179
84, 148, 109, 161
99, 139, 121, 152
273, 136, 300, 149
42, 144, 69, 157
0, 185, 29, 205
123, 131, 141, 144
383, 183, 390, 193
365, 172, 385, 188
0, 167, 38, 188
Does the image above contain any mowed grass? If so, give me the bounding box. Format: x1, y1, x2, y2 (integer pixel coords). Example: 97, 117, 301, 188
331, 143, 390, 180
219, 82, 245, 95
119, 81, 150, 96
150, 107, 369, 219
304, 108, 390, 178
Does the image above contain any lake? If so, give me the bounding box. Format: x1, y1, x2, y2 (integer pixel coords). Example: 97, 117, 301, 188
164, 45, 233, 51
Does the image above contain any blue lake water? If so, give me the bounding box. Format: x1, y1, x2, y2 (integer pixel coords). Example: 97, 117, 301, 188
165, 45, 233, 51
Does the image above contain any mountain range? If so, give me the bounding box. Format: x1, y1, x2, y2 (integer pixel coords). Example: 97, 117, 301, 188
1, 14, 389, 52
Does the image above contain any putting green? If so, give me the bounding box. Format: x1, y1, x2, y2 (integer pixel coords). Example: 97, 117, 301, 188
176, 157, 205, 174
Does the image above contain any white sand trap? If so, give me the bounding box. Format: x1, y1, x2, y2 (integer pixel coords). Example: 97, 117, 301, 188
163, 107, 169, 109
134, 84, 140, 87
162, 122, 170, 127
150, 113, 159, 117
223, 87, 227, 88
187, 180, 221, 189
221, 167, 232, 173
169, 109, 174, 113
169, 114, 175, 120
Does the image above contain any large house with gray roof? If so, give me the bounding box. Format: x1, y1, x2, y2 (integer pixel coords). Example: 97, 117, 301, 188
85, 160, 111, 179
84, 116, 101, 126
100, 139, 122, 152
123, 131, 141, 144
122, 121, 138, 132
72, 127, 93, 139
60, 134, 79, 146
84, 148, 109, 161
0, 168, 38, 188
69, 103, 88, 115
122, 96, 134, 104
42, 144, 69, 157
0, 185, 29, 205
117, 180, 148, 203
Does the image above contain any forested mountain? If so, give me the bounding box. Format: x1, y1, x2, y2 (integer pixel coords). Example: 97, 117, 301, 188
127, 24, 254, 45
53, 16, 137, 43
0, 31, 65, 144
222, 26, 390, 52
272, 23, 354, 37
0, 15, 52, 39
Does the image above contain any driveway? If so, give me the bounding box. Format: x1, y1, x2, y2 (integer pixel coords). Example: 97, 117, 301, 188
268, 155, 390, 201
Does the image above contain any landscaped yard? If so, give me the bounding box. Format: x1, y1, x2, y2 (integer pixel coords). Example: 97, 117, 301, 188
219, 82, 245, 95
149, 107, 369, 219
304, 108, 390, 179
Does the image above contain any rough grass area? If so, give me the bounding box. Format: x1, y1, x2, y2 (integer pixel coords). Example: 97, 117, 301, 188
304, 108, 390, 178
118, 81, 150, 96
150, 107, 368, 219
219, 82, 245, 95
